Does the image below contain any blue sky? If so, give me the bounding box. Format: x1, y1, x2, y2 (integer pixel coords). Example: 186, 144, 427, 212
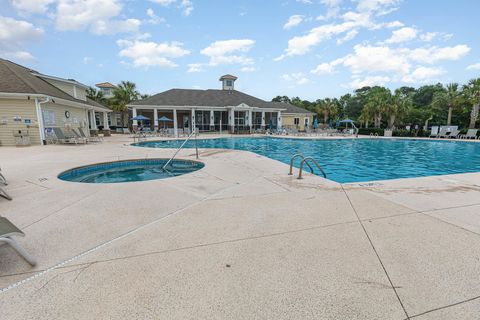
1, 0, 479, 100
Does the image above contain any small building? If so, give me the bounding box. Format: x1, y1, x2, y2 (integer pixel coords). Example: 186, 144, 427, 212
95, 82, 116, 98
0, 59, 111, 146
127, 75, 314, 135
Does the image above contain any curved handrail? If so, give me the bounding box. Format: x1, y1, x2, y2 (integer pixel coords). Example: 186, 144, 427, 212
298, 157, 327, 179
289, 153, 314, 175
162, 129, 198, 170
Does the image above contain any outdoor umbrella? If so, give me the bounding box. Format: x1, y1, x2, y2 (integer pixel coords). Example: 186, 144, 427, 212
158, 116, 173, 129
339, 119, 354, 129
130, 115, 150, 130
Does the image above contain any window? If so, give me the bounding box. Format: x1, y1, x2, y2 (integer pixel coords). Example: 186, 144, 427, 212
304, 118, 309, 126
226, 80, 233, 87
294, 118, 300, 125
234, 111, 246, 126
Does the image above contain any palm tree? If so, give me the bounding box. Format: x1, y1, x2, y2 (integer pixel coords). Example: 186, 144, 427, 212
316, 98, 337, 124
363, 87, 391, 128
86, 87, 105, 103
463, 78, 480, 129
432, 83, 462, 126
111, 81, 140, 127
385, 89, 412, 129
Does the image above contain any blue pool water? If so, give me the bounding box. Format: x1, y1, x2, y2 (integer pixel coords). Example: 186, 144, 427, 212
58, 159, 204, 183
134, 137, 480, 183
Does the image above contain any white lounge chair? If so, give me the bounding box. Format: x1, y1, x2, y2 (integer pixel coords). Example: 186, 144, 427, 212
52, 128, 78, 144
437, 128, 450, 138
0, 217, 36, 265
429, 126, 439, 137
71, 129, 88, 144
447, 129, 460, 139
0, 186, 11, 200
0, 167, 6, 185
459, 129, 478, 139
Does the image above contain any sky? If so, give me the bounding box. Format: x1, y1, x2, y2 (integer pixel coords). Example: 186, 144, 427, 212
1, 0, 479, 101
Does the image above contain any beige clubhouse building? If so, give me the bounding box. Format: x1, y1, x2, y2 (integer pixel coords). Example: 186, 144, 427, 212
0, 59, 110, 146
127, 75, 315, 136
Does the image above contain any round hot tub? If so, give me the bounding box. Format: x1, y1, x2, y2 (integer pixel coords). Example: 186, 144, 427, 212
58, 159, 204, 183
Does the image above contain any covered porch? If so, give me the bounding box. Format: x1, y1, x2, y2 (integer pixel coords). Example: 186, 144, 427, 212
128, 106, 283, 136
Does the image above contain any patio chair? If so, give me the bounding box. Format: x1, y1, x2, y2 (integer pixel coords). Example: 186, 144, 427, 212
0, 168, 6, 185
459, 129, 478, 139
78, 128, 100, 143
52, 127, 78, 144
429, 126, 439, 137
0, 186, 12, 200
0, 217, 36, 266
71, 129, 88, 144
447, 129, 460, 139
436, 127, 449, 138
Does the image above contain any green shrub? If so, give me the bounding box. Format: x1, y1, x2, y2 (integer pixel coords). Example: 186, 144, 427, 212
357, 128, 384, 136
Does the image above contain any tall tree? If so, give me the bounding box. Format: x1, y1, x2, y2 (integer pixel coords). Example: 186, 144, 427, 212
316, 98, 337, 124
111, 81, 140, 127
385, 89, 412, 129
432, 83, 462, 126
86, 87, 105, 103
363, 86, 391, 128
463, 78, 480, 129
271, 96, 291, 103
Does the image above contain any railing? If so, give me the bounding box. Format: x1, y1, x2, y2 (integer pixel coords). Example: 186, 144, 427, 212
298, 157, 327, 179
162, 129, 198, 171
288, 154, 314, 175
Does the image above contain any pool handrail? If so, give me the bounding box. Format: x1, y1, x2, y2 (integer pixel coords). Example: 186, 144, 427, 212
162, 129, 198, 170
298, 157, 327, 179
289, 154, 314, 175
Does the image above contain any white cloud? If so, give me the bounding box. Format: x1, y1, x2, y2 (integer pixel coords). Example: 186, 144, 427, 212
55, 0, 140, 35
187, 63, 204, 72
150, 0, 193, 16
282, 72, 310, 85
386, 27, 417, 43
402, 66, 444, 83
0, 16, 44, 42
83, 56, 92, 64
336, 29, 358, 44
241, 66, 256, 72
356, 0, 400, 13
117, 39, 190, 68
11, 0, 56, 14
350, 75, 390, 88
200, 39, 255, 66
1, 50, 36, 61
317, 0, 341, 20
0, 16, 43, 61
146, 8, 166, 25
343, 44, 410, 74
284, 15, 304, 30
407, 45, 470, 64
466, 63, 480, 71
297, 0, 313, 4
311, 62, 335, 74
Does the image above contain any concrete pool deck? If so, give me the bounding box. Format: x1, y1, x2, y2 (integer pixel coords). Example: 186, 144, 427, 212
1, 134, 480, 319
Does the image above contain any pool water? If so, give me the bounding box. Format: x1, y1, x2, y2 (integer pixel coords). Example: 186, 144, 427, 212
58, 159, 204, 183
134, 137, 480, 183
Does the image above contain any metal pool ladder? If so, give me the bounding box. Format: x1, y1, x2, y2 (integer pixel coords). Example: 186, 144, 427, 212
289, 154, 327, 179
162, 129, 199, 171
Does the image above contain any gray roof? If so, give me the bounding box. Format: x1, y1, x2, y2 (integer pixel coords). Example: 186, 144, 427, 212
130, 88, 313, 114
0, 59, 108, 110
272, 102, 316, 115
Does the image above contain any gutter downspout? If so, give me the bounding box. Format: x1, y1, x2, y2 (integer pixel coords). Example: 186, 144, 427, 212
35, 97, 50, 145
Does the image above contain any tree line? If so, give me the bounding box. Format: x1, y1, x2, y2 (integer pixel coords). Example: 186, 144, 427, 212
273, 78, 480, 130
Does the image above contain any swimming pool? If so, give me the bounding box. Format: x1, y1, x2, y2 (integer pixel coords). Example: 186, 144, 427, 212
58, 159, 204, 183
134, 137, 480, 183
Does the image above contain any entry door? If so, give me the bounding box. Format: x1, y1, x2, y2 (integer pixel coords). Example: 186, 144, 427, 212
183, 115, 190, 130
304, 118, 309, 128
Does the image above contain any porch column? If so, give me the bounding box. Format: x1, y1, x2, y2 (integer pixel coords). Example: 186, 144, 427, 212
229, 108, 235, 133
103, 112, 109, 129
248, 109, 253, 133
261, 111, 265, 130
173, 108, 178, 137
153, 108, 158, 131
210, 110, 214, 131
277, 111, 282, 129
132, 108, 138, 130
191, 109, 196, 133
90, 110, 97, 130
